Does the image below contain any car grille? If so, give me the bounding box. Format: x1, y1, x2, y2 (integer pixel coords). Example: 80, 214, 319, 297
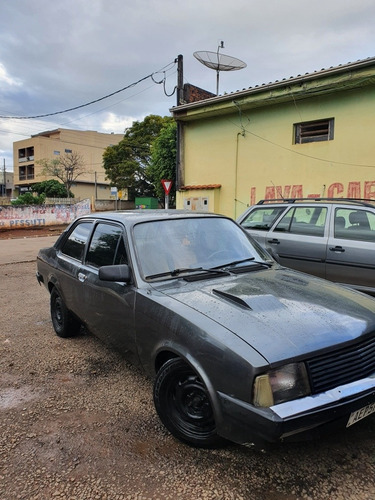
306, 335, 375, 394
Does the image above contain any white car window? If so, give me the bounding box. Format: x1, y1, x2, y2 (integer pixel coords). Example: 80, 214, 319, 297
334, 208, 375, 242
274, 207, 327, 237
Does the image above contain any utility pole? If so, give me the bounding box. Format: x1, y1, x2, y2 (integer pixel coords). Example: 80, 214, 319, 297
176, 55, 183, 191
176, 54, 184, 106
1, 159, 5, 197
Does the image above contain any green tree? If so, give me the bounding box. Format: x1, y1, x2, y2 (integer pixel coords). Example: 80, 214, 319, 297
103, 115, 174, 198
11, 192, 45, 205
37, 151, 85, 198
32, 179, 73, 198
148, 121, 177, 204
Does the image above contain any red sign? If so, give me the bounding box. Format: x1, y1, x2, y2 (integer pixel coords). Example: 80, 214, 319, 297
161, 179, 173, 195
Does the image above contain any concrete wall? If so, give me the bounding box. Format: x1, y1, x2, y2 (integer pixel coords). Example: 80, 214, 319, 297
94, 199, 135, 211
0, 199, 91, 230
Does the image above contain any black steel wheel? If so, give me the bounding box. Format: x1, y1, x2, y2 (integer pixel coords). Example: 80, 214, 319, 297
153, 358, 223, 448
50, 288, 81, 338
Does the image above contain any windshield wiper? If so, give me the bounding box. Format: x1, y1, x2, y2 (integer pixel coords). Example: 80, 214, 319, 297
145, 266, 229, 280
211, 257, 273, 270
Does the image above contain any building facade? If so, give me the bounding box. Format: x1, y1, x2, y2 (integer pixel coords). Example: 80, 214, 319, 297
172, 57, 375, 219
0, 170, 14, 199
13, 129, 123, 200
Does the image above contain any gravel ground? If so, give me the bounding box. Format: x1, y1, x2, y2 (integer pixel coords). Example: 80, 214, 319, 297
1, 255, 375, 499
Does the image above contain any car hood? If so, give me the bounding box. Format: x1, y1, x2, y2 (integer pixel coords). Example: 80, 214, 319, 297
157, 268, 375, 364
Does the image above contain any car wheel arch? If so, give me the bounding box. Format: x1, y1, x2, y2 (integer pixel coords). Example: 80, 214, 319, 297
154, 348, 223, 422
47, 276, 58, 294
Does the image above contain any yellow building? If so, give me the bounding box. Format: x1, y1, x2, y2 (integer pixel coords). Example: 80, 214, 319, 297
13, 128, 123, 200
172, 57, 375, 219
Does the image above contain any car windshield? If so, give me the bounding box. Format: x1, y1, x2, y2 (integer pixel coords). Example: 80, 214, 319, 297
133, 217, 270, 280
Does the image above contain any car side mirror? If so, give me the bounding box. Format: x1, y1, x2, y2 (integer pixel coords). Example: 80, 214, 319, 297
98, 264, 131, 283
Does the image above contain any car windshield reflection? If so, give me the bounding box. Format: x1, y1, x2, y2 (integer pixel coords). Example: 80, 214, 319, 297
133, 217, 269, 280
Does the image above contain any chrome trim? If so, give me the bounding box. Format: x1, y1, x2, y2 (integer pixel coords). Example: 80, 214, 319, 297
271, 374, 375, 419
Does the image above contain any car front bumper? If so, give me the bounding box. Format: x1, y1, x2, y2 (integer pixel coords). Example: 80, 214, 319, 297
216, 374, 375, 446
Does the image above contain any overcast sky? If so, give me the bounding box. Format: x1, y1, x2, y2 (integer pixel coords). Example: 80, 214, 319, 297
1, 0, 374, 171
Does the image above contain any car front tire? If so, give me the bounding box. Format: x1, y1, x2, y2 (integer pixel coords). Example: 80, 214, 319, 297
153, 358, 223, 448
50, 288, 81, 338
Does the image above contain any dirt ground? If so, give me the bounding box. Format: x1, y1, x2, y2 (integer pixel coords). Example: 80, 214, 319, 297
1, 245, 375, 499
0, 225, 67, 240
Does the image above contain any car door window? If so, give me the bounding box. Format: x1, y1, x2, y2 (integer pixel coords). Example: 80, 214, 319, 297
240, 207, 287, 230
274, 207, 327, 236
60, 222, 92, 261
86, 223, 127, 268
334, 208, 375, 242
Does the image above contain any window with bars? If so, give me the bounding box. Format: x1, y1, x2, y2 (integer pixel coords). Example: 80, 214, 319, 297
294, 118, 334, 144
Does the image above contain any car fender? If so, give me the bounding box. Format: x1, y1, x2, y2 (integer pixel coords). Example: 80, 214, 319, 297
152, 340, 225, 426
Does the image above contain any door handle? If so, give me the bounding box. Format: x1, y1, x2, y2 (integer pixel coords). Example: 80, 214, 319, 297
329, 246, 345, 253
78, 272, 87, 282
267, 238, 280, 245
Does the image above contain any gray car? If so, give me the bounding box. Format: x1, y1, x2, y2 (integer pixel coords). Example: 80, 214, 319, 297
238, 198, 375, 295
36, 210, 375, 448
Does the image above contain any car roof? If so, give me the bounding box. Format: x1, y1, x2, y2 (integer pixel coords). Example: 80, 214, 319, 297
77, 209, 224, 229
255, 198, 375, 208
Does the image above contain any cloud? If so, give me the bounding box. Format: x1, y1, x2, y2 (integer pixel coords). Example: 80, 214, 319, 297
0, 0, 374, 171
0, 62, 21, 87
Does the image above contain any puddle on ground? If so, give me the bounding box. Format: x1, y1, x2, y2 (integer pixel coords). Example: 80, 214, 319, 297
0, 386, 40, 410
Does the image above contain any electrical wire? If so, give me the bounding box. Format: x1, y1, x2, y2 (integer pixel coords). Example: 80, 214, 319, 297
243, 127, 375, 168
231, 102, 375, 169
0, 60, 176, 120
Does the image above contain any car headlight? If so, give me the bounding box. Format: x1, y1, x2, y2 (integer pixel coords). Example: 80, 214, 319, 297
253, 363, 311, 407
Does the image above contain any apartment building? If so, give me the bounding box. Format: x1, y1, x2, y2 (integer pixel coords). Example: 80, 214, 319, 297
13, 128, 123, 200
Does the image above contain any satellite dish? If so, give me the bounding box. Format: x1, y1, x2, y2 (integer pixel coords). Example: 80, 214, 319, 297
194, 42, 247, 95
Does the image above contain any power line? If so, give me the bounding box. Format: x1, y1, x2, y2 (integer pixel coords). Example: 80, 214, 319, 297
0, 61, 176, 120
244, 127, 375, 168
230, 104, 375, 169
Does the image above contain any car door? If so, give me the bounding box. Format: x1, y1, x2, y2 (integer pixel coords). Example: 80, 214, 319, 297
77, 222, 138, 364
265, 205, 330, 278
326, 207, 375, 292
239, 205, 288, 246
56, 220, 94, 315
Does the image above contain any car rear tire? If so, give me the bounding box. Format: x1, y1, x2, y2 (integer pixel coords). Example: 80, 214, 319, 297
153, 358, 223, 448
50, 288, 81, 338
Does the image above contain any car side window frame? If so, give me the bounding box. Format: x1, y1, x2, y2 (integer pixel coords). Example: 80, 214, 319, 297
273, 206, 328, 237
85, 222, 128, 269
334, 208, 375, 242
60, 221, 93, 262
240, 206, 287, 231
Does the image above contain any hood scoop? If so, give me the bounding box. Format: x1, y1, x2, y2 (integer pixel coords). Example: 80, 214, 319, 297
212, 289, 252, 309
212, 287, 287, 312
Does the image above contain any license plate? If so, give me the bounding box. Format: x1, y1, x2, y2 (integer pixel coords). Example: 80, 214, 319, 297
347, 402, 375, 427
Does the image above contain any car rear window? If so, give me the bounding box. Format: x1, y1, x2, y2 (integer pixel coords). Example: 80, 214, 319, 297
60, 222, 92, 261
334, 208, 375, 241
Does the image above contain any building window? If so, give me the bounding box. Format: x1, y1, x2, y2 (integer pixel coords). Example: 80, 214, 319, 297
294, 118, 334, 144
65, 148, 72, 153
18, 165, 34, 181
19, 167, 26, 181
54, 150, 60, 155
18, 146, 34, 162
27, 165, 35, 180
